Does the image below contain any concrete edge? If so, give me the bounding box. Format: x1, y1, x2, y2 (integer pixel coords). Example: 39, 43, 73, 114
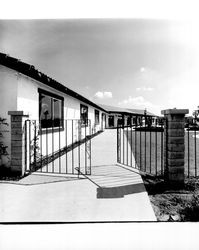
116, 163, 141, 175
30, 172, 86, 179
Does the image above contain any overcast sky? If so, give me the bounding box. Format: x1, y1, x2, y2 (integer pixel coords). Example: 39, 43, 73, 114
0, 19, 199, 115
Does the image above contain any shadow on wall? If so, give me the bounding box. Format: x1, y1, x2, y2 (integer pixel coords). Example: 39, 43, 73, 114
97, 182, 146, 198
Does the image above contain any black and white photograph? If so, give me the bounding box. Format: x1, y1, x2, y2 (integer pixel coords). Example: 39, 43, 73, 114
0, 0, 199, 249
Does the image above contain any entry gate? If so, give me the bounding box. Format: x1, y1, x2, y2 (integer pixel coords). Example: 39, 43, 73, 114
117, 118, 164, 177
24, 119, 92, 175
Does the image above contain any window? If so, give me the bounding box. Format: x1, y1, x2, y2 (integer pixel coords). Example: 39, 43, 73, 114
39, 89, 64, 129
95, 110, 100, 125
132, 116, 137, 125
127, 116, 131, 126
117, 116, 123, 126
108, 115, 114, 127
80, 104, 88, 126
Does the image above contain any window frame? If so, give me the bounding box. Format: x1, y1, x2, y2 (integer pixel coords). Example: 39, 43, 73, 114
80, 104, 88, 127
38, 88, 64, 131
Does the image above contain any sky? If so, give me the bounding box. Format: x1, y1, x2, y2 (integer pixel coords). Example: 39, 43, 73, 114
0, 18, 199, 115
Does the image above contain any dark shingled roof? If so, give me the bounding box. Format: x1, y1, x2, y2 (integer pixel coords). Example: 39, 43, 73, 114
127, 108, 156, 116
98, 104, 156, 116
0, 52, 107, 113
97, 104, 130, 113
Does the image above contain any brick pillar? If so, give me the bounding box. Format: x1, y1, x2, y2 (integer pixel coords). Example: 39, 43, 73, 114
8, 111, 29, 176
161, 109, 189, 187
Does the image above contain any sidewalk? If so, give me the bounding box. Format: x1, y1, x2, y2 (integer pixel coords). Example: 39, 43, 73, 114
0, 129, 156, 222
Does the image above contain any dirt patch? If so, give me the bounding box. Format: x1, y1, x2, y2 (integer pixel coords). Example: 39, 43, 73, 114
143, 176, 199, 221
0, 166, 22, 181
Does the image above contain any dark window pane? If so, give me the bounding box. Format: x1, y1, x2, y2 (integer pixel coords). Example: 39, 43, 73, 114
80, 105, 88, 126
117, 117, 123, 126
53, 99, 62, 127
40, 94, 52, 128
108, 115, 114, 127
39, 90, 64, 129
127, 116, 131, 126
95, 110, 99, 125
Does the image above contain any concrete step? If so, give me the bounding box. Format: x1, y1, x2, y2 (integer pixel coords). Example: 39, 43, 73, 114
88, 164, 146, 198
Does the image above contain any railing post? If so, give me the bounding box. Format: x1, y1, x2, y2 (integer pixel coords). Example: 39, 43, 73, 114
161, 109, 189, 187
8, 111, 29, 176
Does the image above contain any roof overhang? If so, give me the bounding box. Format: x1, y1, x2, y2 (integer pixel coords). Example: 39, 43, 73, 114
0, 53, 107, 113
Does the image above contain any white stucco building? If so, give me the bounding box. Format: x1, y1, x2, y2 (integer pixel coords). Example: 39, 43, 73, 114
0, 53, 107, 174
98, 104, 156, 128
0, 53, 157, 176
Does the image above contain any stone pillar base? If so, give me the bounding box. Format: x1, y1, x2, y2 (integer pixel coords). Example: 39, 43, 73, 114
8, 111, 29, 176
161, 109, 188, 186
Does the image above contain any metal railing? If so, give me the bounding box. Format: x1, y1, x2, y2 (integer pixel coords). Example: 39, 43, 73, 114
185, 117, 199, 177
117, 118, 164, 177
24, 119, 95, 175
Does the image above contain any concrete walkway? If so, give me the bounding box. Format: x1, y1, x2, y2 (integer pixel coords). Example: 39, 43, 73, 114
0, 129, 156, 222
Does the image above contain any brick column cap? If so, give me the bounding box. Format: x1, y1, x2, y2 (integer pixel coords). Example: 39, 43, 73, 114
8, 111, 29, 117
161, 109, 189, 115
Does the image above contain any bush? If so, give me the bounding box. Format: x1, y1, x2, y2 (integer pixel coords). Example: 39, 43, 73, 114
0, 117, 9, 167
179, 193, 199, 221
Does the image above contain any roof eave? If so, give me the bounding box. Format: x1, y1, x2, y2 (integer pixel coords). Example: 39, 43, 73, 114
0, 53, 107, 113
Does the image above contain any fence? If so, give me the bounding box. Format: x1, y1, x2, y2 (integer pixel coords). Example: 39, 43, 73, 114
185, 116, 199, 177
9, 109, 199, 181
24, 119, 93, 175
117, 113, 199, 180
117, 117, 164, 177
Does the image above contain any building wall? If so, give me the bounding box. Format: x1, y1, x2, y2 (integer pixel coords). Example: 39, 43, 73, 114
0, 65, 18, 161
16, 72, 103, 124
17, 71, 104, 158
0, 65, 105, 165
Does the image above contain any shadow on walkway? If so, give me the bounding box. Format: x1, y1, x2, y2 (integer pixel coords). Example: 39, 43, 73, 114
97, 182, 146, 198
85, 164, 147, 198
0, 174, 82, 186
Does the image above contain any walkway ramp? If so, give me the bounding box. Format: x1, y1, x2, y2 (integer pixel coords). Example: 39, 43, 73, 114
84, 129, 157, 220
88, 164, 145, 198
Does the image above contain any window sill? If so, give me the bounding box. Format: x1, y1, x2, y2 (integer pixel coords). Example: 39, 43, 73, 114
39, 127, 64, 135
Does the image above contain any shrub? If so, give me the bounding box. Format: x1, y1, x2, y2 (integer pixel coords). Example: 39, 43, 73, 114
179, 192, 199, 221
0, 117, 9, 166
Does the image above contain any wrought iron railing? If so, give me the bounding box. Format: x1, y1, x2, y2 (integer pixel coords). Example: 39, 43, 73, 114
24, 119, 96, 175
117, 119, 164, 177
185, 116, 199, 177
